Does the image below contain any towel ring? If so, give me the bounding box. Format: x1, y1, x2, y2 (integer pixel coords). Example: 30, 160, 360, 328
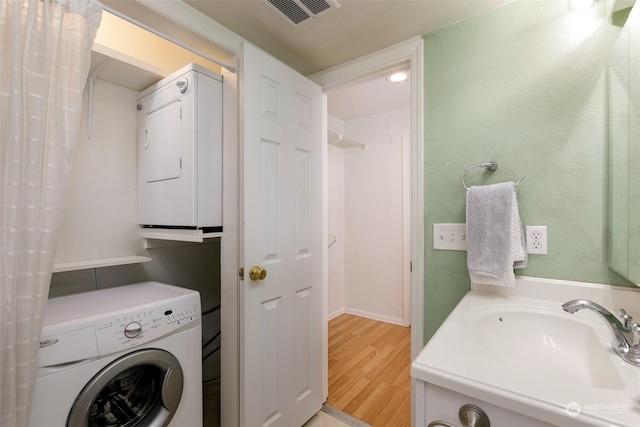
461, 161, 525, 191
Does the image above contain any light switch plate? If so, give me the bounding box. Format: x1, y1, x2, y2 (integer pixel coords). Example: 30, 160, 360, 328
433, 223, 467, 251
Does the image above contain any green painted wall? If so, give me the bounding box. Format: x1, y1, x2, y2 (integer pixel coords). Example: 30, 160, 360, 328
423, 0, 634, 342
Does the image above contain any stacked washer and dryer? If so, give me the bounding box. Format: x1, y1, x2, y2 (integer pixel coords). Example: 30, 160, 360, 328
28, 64, 223, 426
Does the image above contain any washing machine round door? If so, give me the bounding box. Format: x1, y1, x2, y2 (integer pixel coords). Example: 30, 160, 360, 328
66, 349, 184, 427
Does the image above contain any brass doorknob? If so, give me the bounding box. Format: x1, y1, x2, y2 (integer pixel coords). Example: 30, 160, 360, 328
249, 266, 267, 281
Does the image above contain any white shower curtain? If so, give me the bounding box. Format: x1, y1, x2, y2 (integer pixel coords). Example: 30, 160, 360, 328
0, 0, 102, 425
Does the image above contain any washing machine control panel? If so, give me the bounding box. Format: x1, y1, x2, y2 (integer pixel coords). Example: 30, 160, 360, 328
94, 294, 200, 356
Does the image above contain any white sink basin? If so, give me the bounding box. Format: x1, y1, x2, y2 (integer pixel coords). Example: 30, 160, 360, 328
472, 307, 626, 390
411, 277, 640, 427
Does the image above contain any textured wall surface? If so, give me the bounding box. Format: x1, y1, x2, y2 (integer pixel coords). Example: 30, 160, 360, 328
423, 0, 633, 342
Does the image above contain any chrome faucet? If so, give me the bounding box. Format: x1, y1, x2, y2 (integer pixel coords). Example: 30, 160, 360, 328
562, 299, 640, 367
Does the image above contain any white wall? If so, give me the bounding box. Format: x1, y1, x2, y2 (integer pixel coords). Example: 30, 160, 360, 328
344, 108, 409, 324
327, 109, 410, 325
55, 80, 142, 263
51, 76, 224, 299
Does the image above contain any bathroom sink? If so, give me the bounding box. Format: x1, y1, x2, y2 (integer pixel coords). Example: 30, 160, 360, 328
411, 277, 640, 427
472, 308, 626, 390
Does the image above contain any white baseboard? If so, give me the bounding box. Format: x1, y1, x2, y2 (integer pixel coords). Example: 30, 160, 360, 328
343, 307, 406, 327
328, 307, 345, 321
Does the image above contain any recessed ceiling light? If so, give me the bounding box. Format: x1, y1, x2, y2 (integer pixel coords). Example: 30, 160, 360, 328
387, 71, 409, 83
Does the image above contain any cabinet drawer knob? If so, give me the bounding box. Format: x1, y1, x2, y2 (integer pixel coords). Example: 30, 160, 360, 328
428, 404, 490, 427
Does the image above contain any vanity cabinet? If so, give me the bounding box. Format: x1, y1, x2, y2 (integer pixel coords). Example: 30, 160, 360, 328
416, 382, 555, 427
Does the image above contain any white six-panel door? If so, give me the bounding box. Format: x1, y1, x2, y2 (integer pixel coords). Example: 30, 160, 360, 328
239, 42, 324, 427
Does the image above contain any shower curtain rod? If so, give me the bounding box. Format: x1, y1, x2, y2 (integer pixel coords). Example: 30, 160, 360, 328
102, 5, 236, 73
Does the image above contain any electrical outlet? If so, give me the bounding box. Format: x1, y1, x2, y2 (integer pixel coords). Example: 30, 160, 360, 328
433, 223, 467, 251
526, 226, 547, 255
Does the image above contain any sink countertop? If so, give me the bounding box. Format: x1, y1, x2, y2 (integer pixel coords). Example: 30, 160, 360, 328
411, 276, 640, 427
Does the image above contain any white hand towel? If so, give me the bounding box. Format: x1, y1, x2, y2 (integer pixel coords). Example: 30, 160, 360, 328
466, 182, 527, 287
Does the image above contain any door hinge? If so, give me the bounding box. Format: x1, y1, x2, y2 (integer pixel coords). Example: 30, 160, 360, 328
410, 261, 413, 273
179, 157, 182, 169
238, 267, 244, 281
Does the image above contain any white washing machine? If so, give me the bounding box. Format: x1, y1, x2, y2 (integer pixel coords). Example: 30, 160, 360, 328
28, 281, 202, 427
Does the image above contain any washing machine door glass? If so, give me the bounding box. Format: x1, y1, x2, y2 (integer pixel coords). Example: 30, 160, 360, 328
67, 349, 184, 427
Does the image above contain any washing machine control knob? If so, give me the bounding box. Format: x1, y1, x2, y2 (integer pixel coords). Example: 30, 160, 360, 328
124, 321, 142, 338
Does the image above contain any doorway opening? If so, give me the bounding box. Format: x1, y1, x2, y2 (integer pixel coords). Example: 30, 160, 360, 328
312, 37, 424, 427
326, 66, 411, 326
324, 64, 412, 426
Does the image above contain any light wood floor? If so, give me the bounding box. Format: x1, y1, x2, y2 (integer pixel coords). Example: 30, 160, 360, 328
327, 314, 411, 427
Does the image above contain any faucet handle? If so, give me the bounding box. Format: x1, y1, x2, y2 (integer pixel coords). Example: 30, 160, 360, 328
624, 322, 640, 366
620, 309, 634, 329
631, 323, 640, 343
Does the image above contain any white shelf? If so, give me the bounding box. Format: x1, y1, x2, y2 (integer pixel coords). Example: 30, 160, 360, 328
53, 256, 152, 273
328, 131, 366, 150
141, 228, 222, 245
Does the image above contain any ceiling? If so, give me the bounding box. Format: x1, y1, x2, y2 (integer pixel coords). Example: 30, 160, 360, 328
184, 0, 514, 76
181, 0, 513, 122
100, 0, 521, 123
101, 0, 637, 122
327, 69, 411, 121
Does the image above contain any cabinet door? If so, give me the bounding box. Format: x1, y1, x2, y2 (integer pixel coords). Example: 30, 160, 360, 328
239, 42, 325, 427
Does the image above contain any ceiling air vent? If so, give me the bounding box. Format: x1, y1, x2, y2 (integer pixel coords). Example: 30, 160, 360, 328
266, 0, 340, 26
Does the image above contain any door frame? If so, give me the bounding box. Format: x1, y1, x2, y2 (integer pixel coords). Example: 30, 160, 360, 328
310, 36, 425, 425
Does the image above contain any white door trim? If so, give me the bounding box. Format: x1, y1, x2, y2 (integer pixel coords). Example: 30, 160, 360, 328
310, 36, 425, 358
310, 36, 424, 427
136, 0, 244, 54
402, 135, 412, 327
321, 95, 329, 402
220, 58, 240, 427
